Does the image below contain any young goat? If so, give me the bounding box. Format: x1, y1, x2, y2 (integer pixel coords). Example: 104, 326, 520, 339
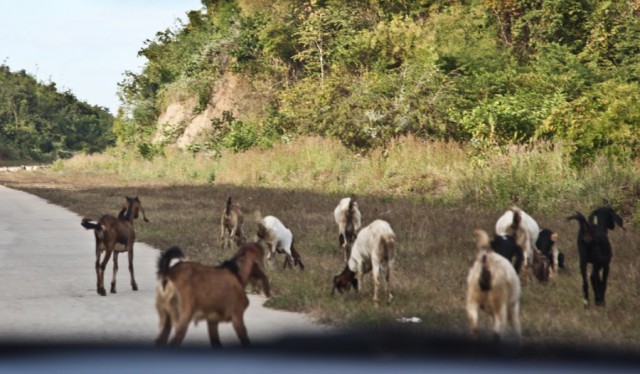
334, 195, 362, 262
256, 215, 305, 270
81, 196, 149, 296
332, 219, 396, 305
220, 196, 246, 250
567, 206, 624, 307
536, 228, 565, 275
467, 229, 521, 341
154, 246, 251, 347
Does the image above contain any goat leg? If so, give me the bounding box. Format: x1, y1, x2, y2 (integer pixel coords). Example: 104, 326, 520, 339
231, 315, 250, 347
207, 321, 222, 348
155, 315, 172, 346
110, 252, 119, 294
580, 260, 589, 307
128, 247, 138, 291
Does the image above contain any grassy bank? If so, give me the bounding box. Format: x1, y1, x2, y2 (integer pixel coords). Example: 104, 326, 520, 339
2, 137, 640, 350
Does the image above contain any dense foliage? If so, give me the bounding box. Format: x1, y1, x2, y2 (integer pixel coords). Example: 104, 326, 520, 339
118, 0, 640, 166
0, 65, 115, 162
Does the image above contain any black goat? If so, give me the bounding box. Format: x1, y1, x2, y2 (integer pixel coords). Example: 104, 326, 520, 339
536, 229, 565, 274
567, 207, 624, 307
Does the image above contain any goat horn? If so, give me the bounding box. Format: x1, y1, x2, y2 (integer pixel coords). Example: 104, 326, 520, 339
141, 206, 149, 222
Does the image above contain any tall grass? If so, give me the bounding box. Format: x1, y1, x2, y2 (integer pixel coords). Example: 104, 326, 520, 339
61, 136, 640, 218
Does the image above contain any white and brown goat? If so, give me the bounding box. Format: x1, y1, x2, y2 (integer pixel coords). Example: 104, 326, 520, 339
466, 229, 521, 341
332, 219, 396, 305
334, 195, 362, 262
220, 196, 246, 250
256, 215, 305, 270
155, 245, 258, 347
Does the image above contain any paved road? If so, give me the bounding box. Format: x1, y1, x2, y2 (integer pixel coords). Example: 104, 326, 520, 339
0, 185, 330, 347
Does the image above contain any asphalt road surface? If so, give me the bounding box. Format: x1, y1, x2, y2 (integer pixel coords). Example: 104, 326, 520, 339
0, 184, 330, 347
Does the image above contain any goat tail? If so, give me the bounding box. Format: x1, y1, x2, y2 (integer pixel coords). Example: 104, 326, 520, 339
381, 233, 396, 263
225, 196, 233, 215
510, 208, 522, 235
157, 246, 185, 278
348, 194, 357, 211
81, 218, 101, 230
479, 253, 492, 292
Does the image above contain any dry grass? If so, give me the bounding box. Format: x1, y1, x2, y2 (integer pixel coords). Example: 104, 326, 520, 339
2, 169, 640, 351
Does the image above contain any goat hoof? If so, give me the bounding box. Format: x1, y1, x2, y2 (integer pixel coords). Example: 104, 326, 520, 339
98, 288, 107, 296
132, 284, 138, 291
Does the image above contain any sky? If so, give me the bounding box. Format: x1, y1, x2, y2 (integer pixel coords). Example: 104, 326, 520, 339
0, 0, 202, 114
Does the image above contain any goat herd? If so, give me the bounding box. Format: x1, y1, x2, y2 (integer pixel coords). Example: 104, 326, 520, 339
80, 195, 624, 347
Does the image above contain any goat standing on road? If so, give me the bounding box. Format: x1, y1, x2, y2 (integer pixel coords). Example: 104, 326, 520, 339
154, 246, 251, 347
567, 206, 624, 307
81, 196, 149, 296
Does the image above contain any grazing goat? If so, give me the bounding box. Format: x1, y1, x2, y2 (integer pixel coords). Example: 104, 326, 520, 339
332, 219, 396, 305
567, 206, 624, 307
334, 195, 362, 262
220, 196, 246, 250
467, 229, 521, 341
155, 246, 251, 347
231, 242, 271, 297
490, 209, 524, 274
536, 229, 565, 275
495, 206, 539, 270
256, 215, 305, 270
81, 196, 149, 296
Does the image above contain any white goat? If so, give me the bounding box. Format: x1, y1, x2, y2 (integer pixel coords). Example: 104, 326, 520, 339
332, 219, 396, 305
495, 206, 539, 269
467, 229, 521, 341
256, 215, 305, 270
333, 195, 362, 261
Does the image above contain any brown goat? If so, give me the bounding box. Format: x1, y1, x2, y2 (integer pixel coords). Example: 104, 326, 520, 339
81, 196, 149, 296
154, 246, 253, 347
220, 196, 246, 250
231, 242, 271, 297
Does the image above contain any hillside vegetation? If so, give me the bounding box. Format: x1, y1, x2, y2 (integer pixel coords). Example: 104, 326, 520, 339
0, 66, 114, 163
117, 0, 640, 168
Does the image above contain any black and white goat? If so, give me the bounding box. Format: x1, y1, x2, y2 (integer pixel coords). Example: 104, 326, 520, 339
495, 207, 551, 282
334, 195, 362, 262
467, 229, 521, 341
567, 206, 624, 307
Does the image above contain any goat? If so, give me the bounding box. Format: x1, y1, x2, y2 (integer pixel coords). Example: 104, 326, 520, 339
567, 206, 624, 307
495, 206, 539, 270
332, 219, 396, 305
536, 229, 565, 275
230, 242, 271, 297
155, 246, 251, 347
220, 196, 246, 250
81, 196, 149, 296
334, 195, 362, 262
256, 215, 305, 270
490, 209, 524, 274
467, 229, 521, 341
